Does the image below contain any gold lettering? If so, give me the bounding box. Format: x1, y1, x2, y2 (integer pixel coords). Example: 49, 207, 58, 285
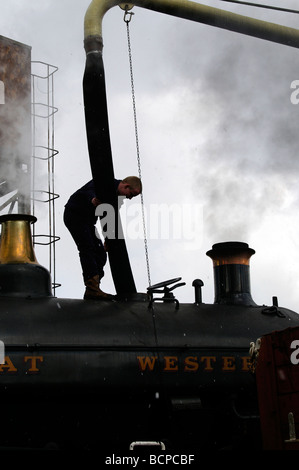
222, 356, 236, 371
200, 356, 216, 371
136, 354, 251, 373
184, 356, 199, 371
0, 356, 17, 373
164, 356, 178, 371
24, 356, 43, 372
137, 356, 157, 371
240, 356, 251, 371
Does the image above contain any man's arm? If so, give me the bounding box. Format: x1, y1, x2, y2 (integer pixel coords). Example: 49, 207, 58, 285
91, 197, 101, 207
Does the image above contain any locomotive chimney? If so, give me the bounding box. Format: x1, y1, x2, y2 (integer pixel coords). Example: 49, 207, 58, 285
206, 241, 256, 306
0, 214, 52, 297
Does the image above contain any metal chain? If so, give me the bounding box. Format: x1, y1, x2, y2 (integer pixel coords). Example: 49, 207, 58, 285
124, 10, 151, 287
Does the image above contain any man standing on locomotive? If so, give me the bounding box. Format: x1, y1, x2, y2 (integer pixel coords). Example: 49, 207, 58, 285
63, 176, 142, 300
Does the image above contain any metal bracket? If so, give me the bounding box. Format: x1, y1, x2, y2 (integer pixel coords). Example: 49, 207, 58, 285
121, 4, 135, 23
129, 441, 166, 450
147, 277, 186, 310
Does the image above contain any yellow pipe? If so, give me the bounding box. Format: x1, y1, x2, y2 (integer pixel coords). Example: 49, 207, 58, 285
84, 0, 119, 39
84, 0, 299, 49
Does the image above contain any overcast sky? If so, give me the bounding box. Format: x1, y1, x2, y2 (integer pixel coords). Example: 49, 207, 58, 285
1, 0, 299, 312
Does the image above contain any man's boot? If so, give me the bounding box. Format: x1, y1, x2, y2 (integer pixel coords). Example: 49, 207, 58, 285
84, 275, 114, 300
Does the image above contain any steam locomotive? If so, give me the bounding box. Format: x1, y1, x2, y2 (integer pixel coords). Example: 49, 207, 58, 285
1, 0, 299, 454
0, 213, 298, 452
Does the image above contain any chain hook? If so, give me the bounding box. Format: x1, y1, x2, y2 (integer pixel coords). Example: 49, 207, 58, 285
124, 7, 134, 24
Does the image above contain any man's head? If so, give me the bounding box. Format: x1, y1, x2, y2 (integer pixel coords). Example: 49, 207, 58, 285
118, 176, 142, 199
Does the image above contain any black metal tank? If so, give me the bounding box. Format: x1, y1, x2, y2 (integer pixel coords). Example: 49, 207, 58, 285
0, 215, 298, 451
